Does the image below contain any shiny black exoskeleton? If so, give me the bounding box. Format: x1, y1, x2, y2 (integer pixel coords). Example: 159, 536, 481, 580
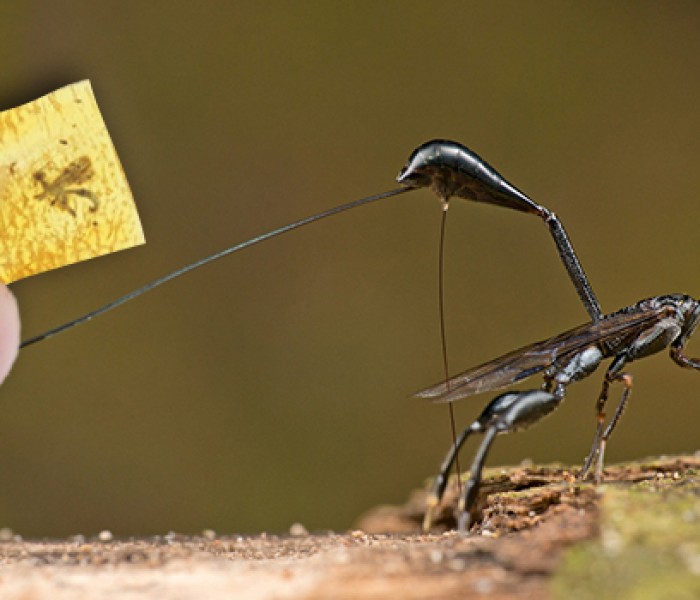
398, 140, 542, 214
417, 294, 700, 531
398, 140, 602, 322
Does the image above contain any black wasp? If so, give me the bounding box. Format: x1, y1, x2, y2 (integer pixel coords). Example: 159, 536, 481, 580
415, 294, 700, 531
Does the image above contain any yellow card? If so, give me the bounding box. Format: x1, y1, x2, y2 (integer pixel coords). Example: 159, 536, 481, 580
0, 80, 145, 283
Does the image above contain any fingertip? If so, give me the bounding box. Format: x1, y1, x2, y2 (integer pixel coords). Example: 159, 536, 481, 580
0, 285, 21, 384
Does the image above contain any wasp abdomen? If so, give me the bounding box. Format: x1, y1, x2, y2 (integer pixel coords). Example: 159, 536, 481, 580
397, 139, 541, 214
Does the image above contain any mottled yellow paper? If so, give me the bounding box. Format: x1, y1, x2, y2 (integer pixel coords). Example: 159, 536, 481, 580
0, 80, 144, 283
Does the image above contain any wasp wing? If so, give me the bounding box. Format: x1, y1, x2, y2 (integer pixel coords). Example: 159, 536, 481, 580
414, 305, 671, 403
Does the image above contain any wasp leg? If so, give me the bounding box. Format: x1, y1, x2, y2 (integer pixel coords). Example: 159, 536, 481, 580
587, 374, 633, 483
670, 343, 700, 370
434, 389, 563, 533
581, 381, 611, 479
457, 426, 498, 532
424, 392, 528, 531
581, 355, 631, 481
423, 392, 524, 531
423, 424, 476, 532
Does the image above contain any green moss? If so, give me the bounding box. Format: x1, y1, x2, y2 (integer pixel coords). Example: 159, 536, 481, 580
553, 478, 700, 600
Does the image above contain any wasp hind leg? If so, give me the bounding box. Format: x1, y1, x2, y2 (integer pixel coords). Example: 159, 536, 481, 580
423, 423, 477, 532
424, 389, 562, 533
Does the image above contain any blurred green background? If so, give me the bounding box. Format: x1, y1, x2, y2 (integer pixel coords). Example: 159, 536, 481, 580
2, 1, 700, 538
